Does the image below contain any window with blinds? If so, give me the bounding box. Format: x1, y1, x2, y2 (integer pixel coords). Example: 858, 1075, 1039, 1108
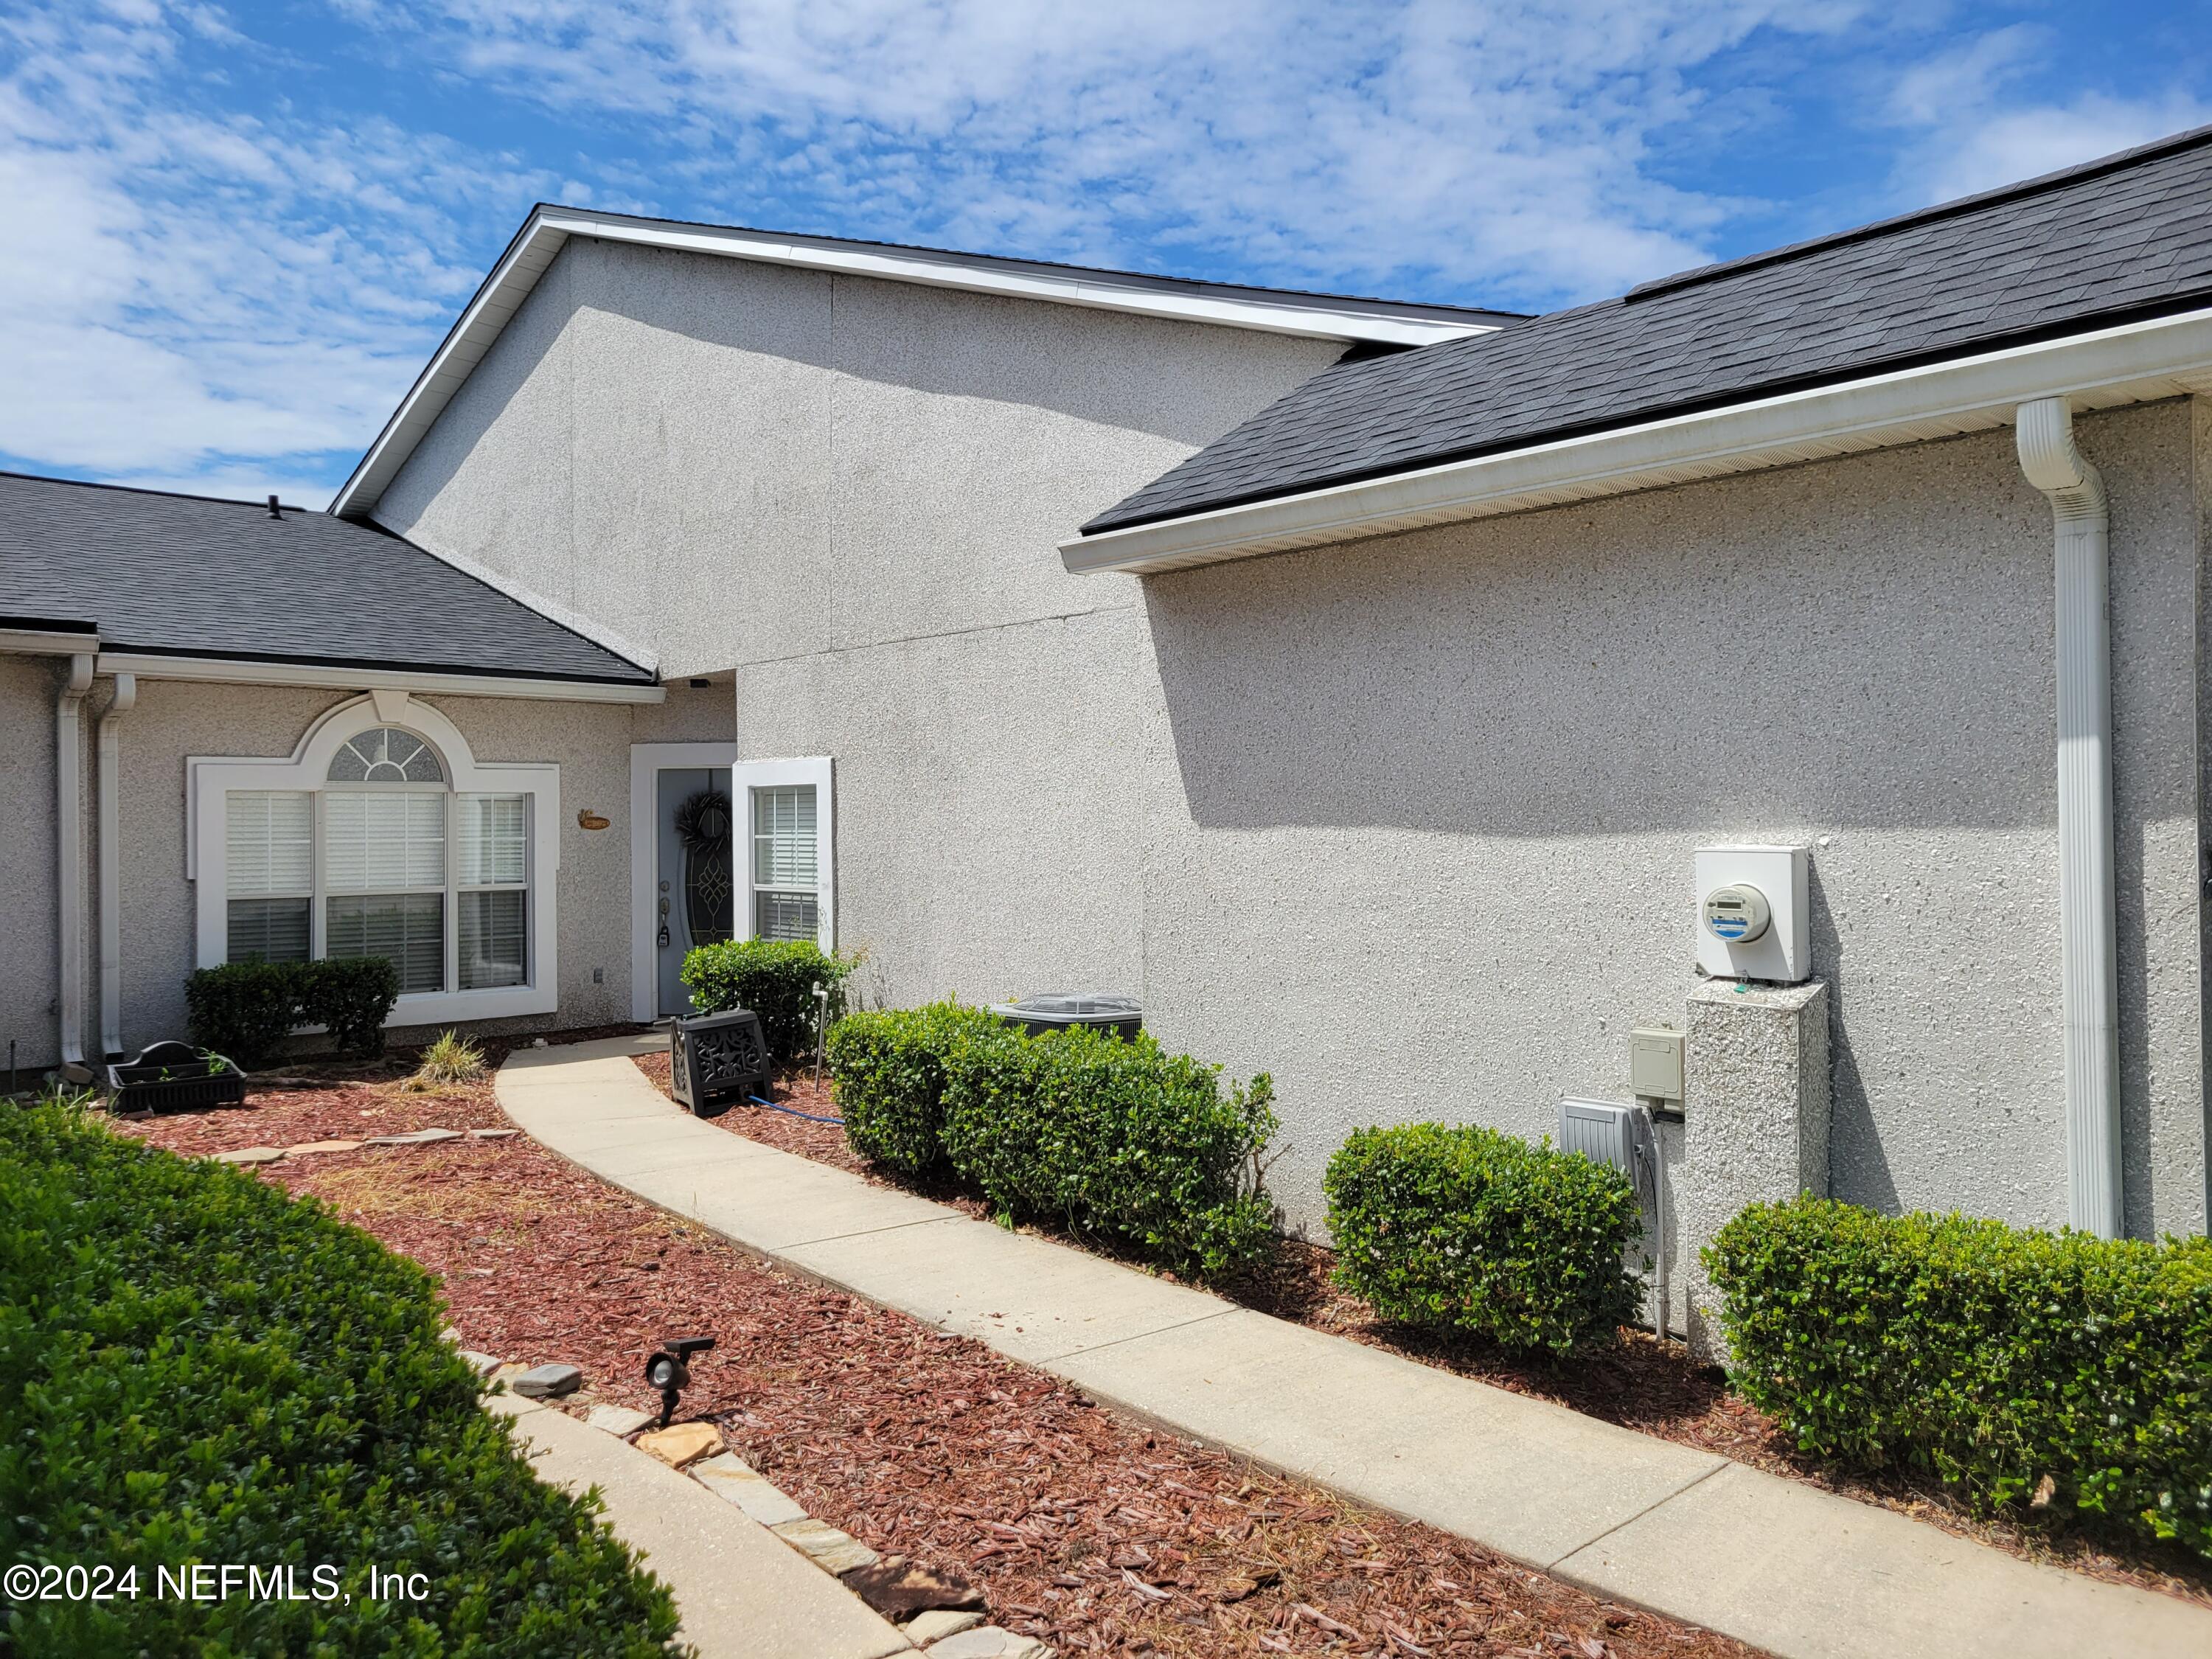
226, 791, 312, 963
324, 792, 445, 993
751, 785, 819, 942
459, 794, 527, 989
218, 731, 537, 1004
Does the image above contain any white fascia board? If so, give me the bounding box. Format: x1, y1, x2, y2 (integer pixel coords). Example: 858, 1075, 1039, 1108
94, 652, 665, 704
1061, 305, 2212, 576
330, 209, 1501, 521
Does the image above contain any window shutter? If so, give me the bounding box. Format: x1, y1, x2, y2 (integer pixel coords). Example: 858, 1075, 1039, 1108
226, 792, 313, 896
325, 793, 445, 892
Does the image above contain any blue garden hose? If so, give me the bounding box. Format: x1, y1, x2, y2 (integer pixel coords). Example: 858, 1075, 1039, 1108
747, 1093, 844, 1126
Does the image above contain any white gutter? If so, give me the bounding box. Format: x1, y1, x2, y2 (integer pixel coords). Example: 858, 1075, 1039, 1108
1062, 302, 2212, 575
93, 653, 665, 705
331, 207, 1506, 522
55, 652, 93, 1069
97, 672, 136, 1061
2017, 398, 2123, 1238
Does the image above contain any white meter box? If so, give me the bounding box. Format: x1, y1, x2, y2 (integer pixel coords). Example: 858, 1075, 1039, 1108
1694, 844, 1809, 983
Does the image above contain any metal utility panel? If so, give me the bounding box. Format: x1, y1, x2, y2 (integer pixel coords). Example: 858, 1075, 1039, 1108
1559, 1097, 1639, 1177
1694, 844, 1810, 982
1630, 1026, 1685, 1102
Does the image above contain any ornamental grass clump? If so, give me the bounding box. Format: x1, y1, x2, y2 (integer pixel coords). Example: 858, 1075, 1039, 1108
406, 1029, 487, 1090
826, 1002, 1005, 1174
1707, 1196, 2212, 1559
1323, 1122, 1645, 1357
939, 1023, 1279, 1279
0, 1104, 680, 1654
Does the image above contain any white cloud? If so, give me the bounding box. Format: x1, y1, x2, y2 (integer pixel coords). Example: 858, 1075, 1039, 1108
1880, 25, 2209, 204
354, 0, 1875, 303
0, 1, 548, 491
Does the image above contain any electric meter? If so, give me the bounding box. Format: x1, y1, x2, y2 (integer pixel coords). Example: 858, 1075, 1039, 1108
1701, 883, 1770, 945
1692, 845, 1810, 981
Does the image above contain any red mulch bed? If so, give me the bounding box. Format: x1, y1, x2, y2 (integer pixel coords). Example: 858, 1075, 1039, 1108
630, 1057, 2212, 1610
114, 1087, 1756, 1658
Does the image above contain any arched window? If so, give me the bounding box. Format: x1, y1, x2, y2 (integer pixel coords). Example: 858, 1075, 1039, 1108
195, 698, 555, 1022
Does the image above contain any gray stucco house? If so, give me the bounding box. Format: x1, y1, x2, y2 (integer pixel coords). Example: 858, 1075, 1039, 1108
8, 124, 2212, 1345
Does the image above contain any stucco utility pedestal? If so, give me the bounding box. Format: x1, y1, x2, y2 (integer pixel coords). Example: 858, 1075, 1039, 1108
1680, 978, 1831, 1361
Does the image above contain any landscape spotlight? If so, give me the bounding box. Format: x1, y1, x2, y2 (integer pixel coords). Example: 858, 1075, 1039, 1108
643, 1335, 717, 1427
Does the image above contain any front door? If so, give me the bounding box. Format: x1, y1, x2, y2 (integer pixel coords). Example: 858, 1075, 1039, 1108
655, 768, 735, 1018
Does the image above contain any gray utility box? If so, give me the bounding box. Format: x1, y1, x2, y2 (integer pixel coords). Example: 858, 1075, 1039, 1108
1559, 1097, 1655, 1187
988, 994, 1142, 1040
669, 1007, 772, 1118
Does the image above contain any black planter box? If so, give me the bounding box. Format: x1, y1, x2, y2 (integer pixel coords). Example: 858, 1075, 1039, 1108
106, 1041, 248, 1113
669, 1009, 773, 1118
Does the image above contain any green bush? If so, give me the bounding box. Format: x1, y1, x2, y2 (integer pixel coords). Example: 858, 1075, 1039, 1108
181, 961, 301, 1067
0, 1105, 680, 1653
1324, 1123, 1644, 1357
300, 956, 400, 1057
941, 1023, 1279, 1278
827, 1002, 1004, 1174
1707, 1197, 2212, 1558
183, 957, 401, 1066
680, 938, 855, 1060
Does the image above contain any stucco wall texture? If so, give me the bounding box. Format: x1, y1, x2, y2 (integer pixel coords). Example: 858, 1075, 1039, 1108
366, 234, 2207, 1244
1141, 403, 2207, 1241
1, 656, 63, 1071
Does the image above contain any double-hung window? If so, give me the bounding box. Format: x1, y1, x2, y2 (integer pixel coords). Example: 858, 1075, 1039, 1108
734, 757, 834, 949
197, 704, 558, 1026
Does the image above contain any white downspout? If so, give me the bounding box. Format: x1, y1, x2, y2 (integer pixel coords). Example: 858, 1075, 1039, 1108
97, 672, 137, 1060
55, 652, 94, 1071
2017, 397, 2123, 1238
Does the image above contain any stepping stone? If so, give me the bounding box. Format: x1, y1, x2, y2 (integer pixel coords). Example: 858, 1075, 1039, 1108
212, 1146, 285, 1164
692, 1453, 807, 1526
467, 1127, 518, 1139
923, 1629, 1050, 1659
904, 1610, 987, 1644
458, 1350, 503, 1378
509, 1363, 584, 1400
364, 1127, 465, 1147
636, 1421, 721, 1468
285, 1139, 361, 1155
584, 1404, 654, 1436
844, 1555, 984, 1617
771, 1518, 878, 1576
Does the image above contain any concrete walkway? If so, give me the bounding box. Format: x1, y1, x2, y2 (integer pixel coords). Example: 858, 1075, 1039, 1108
501, 1036, 2212, 1659
487, 1388, 912, 1658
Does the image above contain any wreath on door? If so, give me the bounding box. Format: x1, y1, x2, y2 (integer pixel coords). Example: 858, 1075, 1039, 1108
674, 787, 735, 947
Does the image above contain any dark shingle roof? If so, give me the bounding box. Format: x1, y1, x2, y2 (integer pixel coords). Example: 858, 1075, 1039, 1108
0, 473, 652, 684
1085, 124, 2212, 535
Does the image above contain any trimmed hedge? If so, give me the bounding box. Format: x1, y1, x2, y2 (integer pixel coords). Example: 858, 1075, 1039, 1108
1707, 1197, 2212, 1557
681, 938, 855, 1060
940, 1022, 1279, 1279
0, 1104, 680, 1653
181, 957, 401, 1066
825, 1003, 1005, 1174
1324, 1123, 1644, 1357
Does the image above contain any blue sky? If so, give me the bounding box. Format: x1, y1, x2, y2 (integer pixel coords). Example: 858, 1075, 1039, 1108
4, 1, 2208, 507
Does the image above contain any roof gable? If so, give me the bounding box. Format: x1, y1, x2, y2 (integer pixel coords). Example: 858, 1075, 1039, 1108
331, 206, 1520, 523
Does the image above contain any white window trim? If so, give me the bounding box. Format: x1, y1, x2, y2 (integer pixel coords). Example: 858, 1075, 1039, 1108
188, 694, 560, 1026
734, 756, 835, 953
629, 741, 743, 1022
